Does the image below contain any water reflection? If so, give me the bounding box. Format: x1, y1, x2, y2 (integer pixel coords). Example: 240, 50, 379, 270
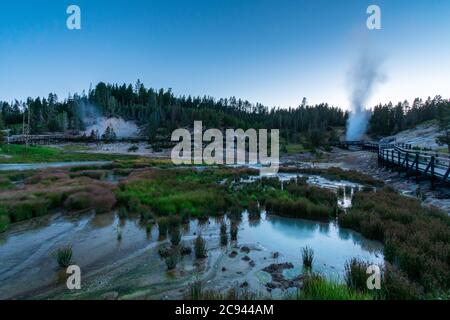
239, 172, 362, 210
239, 212, 384, 279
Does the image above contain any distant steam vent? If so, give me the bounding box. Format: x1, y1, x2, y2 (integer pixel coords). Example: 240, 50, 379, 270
77, 100, 139, 138
84, 117, 139, 138
345, 52, 385, 141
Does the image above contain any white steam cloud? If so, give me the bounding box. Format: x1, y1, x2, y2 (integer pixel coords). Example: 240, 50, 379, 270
77, 100, 139, 138
85, 117, 139, 138
346, 52, 385, 141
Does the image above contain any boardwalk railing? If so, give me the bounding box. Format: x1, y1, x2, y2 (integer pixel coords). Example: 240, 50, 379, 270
335, 140, 384, 151
378, 145, 450, 183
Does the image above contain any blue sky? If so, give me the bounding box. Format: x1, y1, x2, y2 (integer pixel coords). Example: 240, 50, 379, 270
0, 0, 449, 109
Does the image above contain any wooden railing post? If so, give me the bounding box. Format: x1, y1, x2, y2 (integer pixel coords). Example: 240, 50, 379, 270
415, 153, 419, 181
405, 152, 409, 169
430, 156, 435, 189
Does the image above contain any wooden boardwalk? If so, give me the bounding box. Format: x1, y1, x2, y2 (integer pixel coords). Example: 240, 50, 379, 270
378, 145, 450, 184
335, 140, 450, 185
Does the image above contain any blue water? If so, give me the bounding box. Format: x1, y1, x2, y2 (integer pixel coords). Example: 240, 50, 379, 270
239, 212, 384, 280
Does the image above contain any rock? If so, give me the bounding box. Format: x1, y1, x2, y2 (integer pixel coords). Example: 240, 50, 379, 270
249, 260, 256, 267
221, 267, 227, 272
181, 246, 192, 255
158, 246, 172, 258
240, 281, 249, 288
240, 246, 250, 254
272, 252, 279, 259
228, 250, 238, 258
263, 262, 294, 274
241, 255, 251, 262
262, 263, 303, 291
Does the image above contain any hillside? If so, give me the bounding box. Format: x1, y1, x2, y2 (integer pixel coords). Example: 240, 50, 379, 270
381, 120, 447, 152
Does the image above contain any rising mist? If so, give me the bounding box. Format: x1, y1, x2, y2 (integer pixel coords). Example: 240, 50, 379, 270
345, 52, 385, 141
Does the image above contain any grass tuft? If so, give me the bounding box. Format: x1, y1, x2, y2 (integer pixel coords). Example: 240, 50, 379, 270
194, 235, 207, 259
301, 246, 314, 269
55, 245, 73, 268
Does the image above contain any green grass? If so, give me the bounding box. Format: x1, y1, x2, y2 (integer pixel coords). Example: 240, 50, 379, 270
301, 246, 314, 269
116, 168, 254, 218
194, 235, 207, 259
186, 280, 258, 300
0, 144, 138, 163
285, 143, 310, 154
297, 273, 371, 300
55, 245, 73, 268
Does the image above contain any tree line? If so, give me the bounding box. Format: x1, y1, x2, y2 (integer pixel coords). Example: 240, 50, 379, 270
369, 96, 449, 137
0, 80, 448, 148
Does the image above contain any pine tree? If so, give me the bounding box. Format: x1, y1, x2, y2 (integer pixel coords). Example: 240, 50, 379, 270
436, 104, 450, 152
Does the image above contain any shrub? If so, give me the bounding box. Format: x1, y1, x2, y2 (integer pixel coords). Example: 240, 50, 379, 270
88, 186, 117, 213
55, 245, 73, 268
344, 258, 371, 292
181, 246, 192, 255
157, 217, 170, 239
247, 200, 260, 219
165, 253, 179, 270
380, 263, 422, 300
64, 192, 91, 211
8, 198, 49, 222
230, 223, 238, 241
170, 227, 182, 246
158, 246, 172, 258
228, 205, 242, 221
338, 187, 450, 296
301, 246, 314, 269
167, 215, 182, 230
194, 235, 207, 259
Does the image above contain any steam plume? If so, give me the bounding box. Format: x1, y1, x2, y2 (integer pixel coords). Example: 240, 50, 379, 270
346, 52, 385, 141
77, 100, 139, 138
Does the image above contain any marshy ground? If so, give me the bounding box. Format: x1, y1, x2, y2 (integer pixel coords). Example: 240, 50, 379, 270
0, 146, 449, 300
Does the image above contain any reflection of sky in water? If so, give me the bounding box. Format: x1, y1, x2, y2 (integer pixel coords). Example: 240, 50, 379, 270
239, 213, 384, 281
